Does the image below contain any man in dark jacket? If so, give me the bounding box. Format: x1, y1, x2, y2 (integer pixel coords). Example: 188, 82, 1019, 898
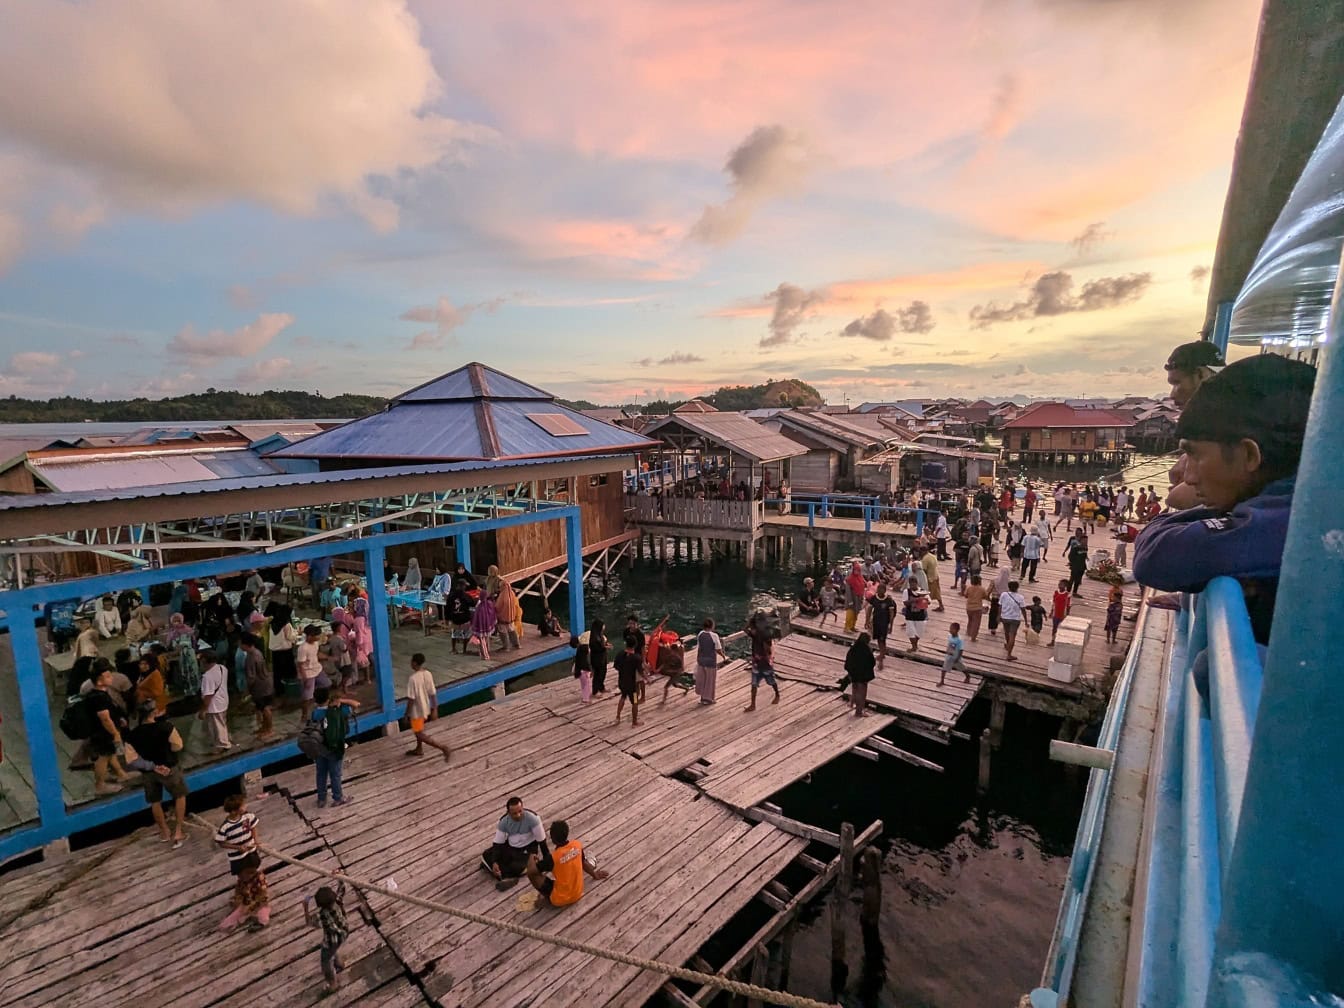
1133, 354, 1316, 644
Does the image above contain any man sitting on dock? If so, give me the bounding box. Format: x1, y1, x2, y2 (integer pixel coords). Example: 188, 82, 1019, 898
482, 796, 552, 890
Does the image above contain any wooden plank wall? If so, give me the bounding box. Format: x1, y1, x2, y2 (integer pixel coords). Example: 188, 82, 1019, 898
495, 470, 625, 573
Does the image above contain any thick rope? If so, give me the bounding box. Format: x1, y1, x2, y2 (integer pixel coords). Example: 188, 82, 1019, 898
190, 814, 838, 1008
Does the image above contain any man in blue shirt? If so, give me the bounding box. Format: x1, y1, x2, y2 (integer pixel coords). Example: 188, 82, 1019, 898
1134, 354, 1316, 644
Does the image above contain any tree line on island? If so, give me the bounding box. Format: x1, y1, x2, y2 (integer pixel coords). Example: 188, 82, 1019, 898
0, 379, 823, 423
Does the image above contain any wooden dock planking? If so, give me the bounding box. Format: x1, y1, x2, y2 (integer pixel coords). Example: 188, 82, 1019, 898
770, 634, 981, 729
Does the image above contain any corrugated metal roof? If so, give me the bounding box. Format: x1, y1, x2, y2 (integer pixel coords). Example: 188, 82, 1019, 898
1001, 403, 1135, 429
273, 365, 657, 462
774, 411, 890, 450
396, 362, 550, 403
29, 450, 282, 492
0, 454, 631, 513
643, 412, 808, 463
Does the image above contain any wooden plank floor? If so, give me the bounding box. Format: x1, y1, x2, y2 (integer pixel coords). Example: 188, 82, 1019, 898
770, 635, 981, 730
790, 537, 1136, 697
0, 678, 836, 1008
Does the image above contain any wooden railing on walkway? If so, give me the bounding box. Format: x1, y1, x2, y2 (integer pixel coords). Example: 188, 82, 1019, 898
624, 493, 762, 531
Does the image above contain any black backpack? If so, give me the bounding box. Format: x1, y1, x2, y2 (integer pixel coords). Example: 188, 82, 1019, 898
59, 697, 95, 740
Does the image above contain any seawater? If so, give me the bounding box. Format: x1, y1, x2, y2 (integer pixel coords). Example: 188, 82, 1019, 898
516, 552, 1081, 1007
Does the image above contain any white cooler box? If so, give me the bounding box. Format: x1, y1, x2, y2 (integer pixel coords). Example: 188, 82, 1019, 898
1047, 658, 1077, 683
1059, 615, 1093, 647
1053, 627, 1087, 666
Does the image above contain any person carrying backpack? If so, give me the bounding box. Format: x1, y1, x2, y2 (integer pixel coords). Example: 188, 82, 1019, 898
305, 687, 359, 809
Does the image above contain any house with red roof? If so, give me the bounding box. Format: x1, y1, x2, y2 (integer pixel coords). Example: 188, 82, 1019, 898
1000, 402, 1135, 467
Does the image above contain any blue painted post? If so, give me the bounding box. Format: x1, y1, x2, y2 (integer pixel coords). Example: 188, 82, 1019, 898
915, 510, 925, 536
565, 508, 585, 637
821, 494, 829, 519
8, 610, 66, 836
808, 502, 815, 530
363, 542, 398, 716
1210, 301, 1234, 357
864, 505, 871, 534
1209, 254, 1344, 1005
455, 532, 472, 574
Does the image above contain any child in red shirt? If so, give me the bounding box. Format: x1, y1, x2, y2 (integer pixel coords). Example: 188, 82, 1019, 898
1050, 579, 1072, 645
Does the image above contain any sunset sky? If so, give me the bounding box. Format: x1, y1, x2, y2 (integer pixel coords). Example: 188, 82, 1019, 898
0, 0, 1264, 406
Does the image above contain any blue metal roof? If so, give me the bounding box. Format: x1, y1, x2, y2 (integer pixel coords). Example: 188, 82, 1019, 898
0, 454, 631, 512
273, 362, 657, 462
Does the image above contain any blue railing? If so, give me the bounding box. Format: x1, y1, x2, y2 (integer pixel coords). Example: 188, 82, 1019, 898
624, 459, 703, 492
763, 495, 942, 536
1031, 587, 1157, 1007
1033, 577, 1267, 1007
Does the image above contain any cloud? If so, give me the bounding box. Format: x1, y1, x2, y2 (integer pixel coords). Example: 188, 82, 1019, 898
1070, 222, 1113, 254
691, 125, 814, 245
1190, 264, 1211, 291
399, 295, 506, 349
969, 270, 1152, 328
637, 352, 705, 366
168, 312, 295, 359
8, 351, 61, 375
0, 0, 477, 245
231, 357, 295, 387
839, 302, 935, 341
760, 282, 824, 347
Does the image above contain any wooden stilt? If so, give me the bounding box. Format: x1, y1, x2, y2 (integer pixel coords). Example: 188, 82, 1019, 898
777, 921, 797, 991
747, 943, 769, 1008
978, 727, 993, 793
831, 821, 855, 996
989, 697, 1007, 750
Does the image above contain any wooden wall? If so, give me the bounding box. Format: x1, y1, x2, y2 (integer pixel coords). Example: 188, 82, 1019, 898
494, 469, 626, 574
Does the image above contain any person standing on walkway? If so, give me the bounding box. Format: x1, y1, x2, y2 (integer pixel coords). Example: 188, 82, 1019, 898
86, 663, 132, 795
998, 580, 1028, 661
964, 575, 988, 642
693, 619, 726, 705
588, 619, 610, 695
868, 583, 898, 672
571, 634, 593, 704
1054, 486, 1076, 531
934, 512, 951, 560
1034, 511, 1053, 561
1105, 585, 1125, 646
305, 883, 348, 995
744, 615, 782, 711
904, 586, 930, 652
404, 653, 451, 761
198, 647, 232, 751
1067, 533, 1090, 597
214, 794, 260, 876
613, 634, 642, 727
297, 624, 323, 721
310, 687, 358, 808
1022, 486, 1037, 524
845, 633, 877, 717
128, 700, 187, 847
920, 547, 945, 612
844, 561, 865, 633
1021, 526, 1043, 583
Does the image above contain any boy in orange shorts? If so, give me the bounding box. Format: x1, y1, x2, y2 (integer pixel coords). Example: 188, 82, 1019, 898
404, 652, 451, 762
524, 819, 610, 907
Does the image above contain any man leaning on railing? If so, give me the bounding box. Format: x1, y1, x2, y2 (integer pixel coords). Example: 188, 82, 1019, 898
1132, 355, 1316, 644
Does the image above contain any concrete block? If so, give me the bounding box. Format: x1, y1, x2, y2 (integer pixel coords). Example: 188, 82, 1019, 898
1047, 658, 1077, 683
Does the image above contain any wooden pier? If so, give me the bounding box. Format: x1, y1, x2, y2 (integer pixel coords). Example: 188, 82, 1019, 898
0, 654, 902, 1008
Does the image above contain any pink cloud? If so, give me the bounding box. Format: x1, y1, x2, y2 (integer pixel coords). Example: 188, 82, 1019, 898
168, 312, 294, 359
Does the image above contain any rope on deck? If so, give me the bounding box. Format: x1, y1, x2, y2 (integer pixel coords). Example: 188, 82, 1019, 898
189, 814, 840, 1008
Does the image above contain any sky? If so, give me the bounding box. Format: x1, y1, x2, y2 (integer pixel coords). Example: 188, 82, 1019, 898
0, 0, 1265, 407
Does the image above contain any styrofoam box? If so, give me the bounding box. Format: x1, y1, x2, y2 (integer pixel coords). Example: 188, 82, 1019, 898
1054, 628, 1086, 665
1047, 658, 1077, 683
1060, 615, 1093, 646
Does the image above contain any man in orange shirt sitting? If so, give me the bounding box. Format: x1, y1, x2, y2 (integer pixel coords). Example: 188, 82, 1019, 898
524, 820, 610, 907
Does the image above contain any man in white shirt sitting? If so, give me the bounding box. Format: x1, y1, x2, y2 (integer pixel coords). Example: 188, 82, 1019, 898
481, 796, 552, 890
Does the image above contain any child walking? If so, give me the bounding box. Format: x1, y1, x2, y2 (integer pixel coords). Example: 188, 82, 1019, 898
571, 634, 592, 704
818, 582, 839, 627
305, 882, 348, 995
213, 794, 260, 877
1027, 596, 1047, 645
939, 622, 969, 686
1050, 579, 1072, 645
219, 860, 270, 932
1105, 584, 1124, 645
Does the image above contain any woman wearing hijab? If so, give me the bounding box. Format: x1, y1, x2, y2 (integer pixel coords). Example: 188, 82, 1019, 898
269, 603, 297, 694
404, 557, 422, 593
844, 561, 866, 633
485, 564, 503, 600
351, 591, 373, 671
235, 590, 257, 627
199, 592, 235, 648
845, 633, 877, 718
470, 591, 498, 660
493, 579, 523, 651
588, 618, 610, 695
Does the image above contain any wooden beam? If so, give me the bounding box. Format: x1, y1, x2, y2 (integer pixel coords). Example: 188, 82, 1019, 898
1049, 739, 1115, 770
849, 745, 879, 761
741, 807, 840, 847
662, 982, 699, 1008
866, 735, 945, 772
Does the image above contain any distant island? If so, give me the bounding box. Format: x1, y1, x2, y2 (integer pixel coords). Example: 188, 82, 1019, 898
563, 378, 825, 414
0, 389, 388, 423
1, 379, 823, 423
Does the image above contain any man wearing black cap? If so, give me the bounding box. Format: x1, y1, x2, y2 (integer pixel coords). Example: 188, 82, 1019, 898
1164, 340, 1227, 510
1134, 354, 1316, 643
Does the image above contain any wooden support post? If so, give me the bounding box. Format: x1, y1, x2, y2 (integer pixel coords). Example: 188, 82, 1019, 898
860, 847, 882, 929
831, 822, 855, 995
745, 537, 757, 570
748, 943, 769, 1008
989, 697, 1007, 750
978, 727, 992, 793
778, 922, 797, 991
